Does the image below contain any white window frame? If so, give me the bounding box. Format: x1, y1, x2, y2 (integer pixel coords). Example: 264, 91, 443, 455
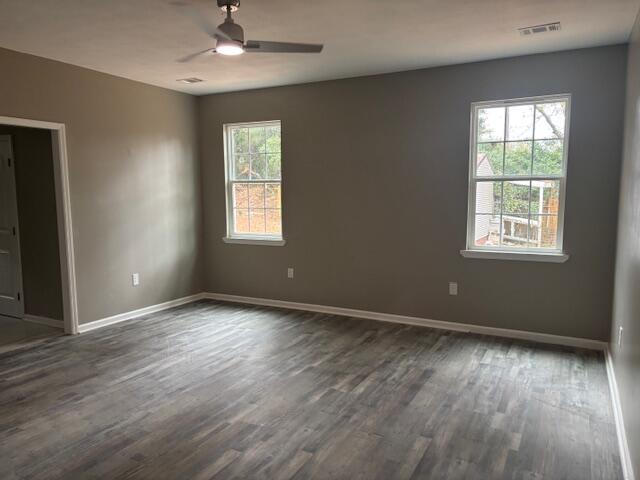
462, 94, 571, 263
222, 120, 285, 246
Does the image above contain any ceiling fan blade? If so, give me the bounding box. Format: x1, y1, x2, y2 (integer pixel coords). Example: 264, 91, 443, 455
244, 40, 323, 53
170, 1, 231, 40
177, 48, 215, 63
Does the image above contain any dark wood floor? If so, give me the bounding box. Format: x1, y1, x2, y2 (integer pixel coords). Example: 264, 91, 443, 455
0, 300, 621, 479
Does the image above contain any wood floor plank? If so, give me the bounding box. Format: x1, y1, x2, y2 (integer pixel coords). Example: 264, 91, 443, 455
0, 300, 622, 479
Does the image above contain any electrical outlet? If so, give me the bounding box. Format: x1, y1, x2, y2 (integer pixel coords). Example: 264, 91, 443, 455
132, 273, 140, 287
449, 282, 458, 296
618, 326, 623, 347
287, 267, 294, 279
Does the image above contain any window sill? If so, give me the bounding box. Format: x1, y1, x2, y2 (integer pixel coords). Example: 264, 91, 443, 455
460, 249, 569, 263
222, 237, 286, 246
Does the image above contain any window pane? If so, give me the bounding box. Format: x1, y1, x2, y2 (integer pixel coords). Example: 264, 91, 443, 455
267, 153, 281, 180
250, 154, 266, 180
530, 180, 560, 215
478, 107, 505, 142
530, 215, 558, 248
503, 180, 530, 214
233, 154, 249, 180
501, 214, 530, 247
249, 209, 266, 233
266, 209, 282, 235
474, 214, 500, 247
265, 183, 281, 209
504, 141, 532, 175
535, 102, 566, 139
248, 184, 265, 209
234, 209, 249, 234
232, 128, 249, 153
468, 99, 567, 253
227, 122, 282, 239
266, 126, 281, 152
507, 105, 534, 140
475, 181, 501, 214
533, 139, 563, 175
476, 143, 503, 176
541, 180, 560, 215
249, 127, 266, 153
233, 183, 249, 209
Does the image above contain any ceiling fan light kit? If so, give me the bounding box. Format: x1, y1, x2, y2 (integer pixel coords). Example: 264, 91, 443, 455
176, 0, 323, 61
216, 39, 244, 56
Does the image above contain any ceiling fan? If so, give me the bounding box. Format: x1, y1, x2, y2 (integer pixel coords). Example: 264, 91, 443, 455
175, 0, 324, 61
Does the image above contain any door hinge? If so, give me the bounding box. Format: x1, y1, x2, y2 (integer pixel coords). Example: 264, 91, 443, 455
7, 157, 11, 167
12, 226, 16, 236
17, 292, 20, 301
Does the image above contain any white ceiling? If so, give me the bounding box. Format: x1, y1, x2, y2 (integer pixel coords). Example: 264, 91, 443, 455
0, 0, 638, 95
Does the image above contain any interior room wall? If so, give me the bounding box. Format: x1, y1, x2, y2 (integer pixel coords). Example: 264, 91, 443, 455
0, 125, 63, 321
199, 45, 627, 341
0, 47, 202, 325
610, 9, 640, 478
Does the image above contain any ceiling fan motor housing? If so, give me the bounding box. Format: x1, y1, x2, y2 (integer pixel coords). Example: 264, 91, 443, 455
217, 20, 244, 42
217, 0, 240, 12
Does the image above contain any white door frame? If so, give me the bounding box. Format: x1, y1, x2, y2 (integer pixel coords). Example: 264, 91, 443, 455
0, 116, 79, 334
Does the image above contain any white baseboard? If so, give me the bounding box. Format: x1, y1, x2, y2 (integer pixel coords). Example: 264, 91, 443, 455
77, 293, 206, 333
23, 314, 64, 329
202, 292, 607, 351
605, 347, 635, 480
75, 291, 607, 351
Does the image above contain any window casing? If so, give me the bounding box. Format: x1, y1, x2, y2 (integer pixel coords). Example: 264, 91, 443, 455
224, 121, 283, 242
466, 95, 570, 255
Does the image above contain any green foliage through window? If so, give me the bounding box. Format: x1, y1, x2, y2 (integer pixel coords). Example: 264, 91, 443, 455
227, 122, 282, 237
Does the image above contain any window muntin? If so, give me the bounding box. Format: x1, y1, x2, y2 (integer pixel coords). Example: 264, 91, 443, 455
225, 121, 282, 239
467, 95, 570, 253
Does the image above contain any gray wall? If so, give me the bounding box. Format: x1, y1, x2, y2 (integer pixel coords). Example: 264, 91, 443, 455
0, 47, 202, 324
0, 126, 63, 321
199, 45, 627, 341
611, 10, 640, 477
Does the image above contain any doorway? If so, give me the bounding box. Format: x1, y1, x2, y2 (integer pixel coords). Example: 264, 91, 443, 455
0, 116, 78, 336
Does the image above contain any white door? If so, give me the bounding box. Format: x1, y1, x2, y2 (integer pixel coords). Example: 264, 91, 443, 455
0, 135, 23, 318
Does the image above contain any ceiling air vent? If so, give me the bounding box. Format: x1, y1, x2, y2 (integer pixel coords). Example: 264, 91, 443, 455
518, 22, 561, 36
177, 77, 204, 84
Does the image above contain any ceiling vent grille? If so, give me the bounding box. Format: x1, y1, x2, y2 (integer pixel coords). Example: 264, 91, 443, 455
177, 77, 204, 84
518, 22, 561, 36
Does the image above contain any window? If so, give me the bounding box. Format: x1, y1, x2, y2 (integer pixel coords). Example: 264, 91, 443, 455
465, 95, 570, 258
224, 121, 283, 244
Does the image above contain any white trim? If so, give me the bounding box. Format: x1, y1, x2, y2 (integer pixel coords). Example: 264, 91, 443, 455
605, 347, 636, 480
75, 291, 606, 350
77, 293, 205, 333
23, 314, 64, 329
0, 117, 65, 130
466, 94, 571, 255
470, 94, 573, 109
222, 236, 286, 246
202, 292, 606, 351
460, 249, 569, 263
223, 120, 283, 240
0, 116, 78, 335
